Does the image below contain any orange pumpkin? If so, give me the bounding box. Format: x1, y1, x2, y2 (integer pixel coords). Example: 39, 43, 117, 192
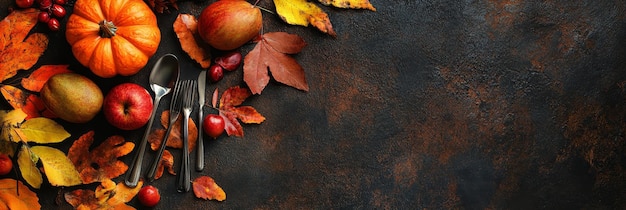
65, 0, 161, 78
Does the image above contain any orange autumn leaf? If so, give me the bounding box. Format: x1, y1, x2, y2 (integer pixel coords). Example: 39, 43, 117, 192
216, 86, 265, 137
0, 8, 49, 82
192, 176, 226, 201
155, 149, 176, 180
65, 179, 142, 210
148, 110, 198, 152
243, 32, 308, 94
0, 85, 55, 119
0, 85, 27, 109
318, 0, 376, 11
173, 13, 211, 68
68, 131, 135, 184
21, 65, 72, 92
0, 178, 41, 210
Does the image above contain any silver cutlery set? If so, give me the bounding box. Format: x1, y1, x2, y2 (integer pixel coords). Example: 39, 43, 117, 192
125, 54, 209, 192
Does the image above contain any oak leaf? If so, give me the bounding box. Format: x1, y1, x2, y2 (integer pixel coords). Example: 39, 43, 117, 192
243, 32, 308, 94
174, 14, 211, 68
213, 86, 265, 137
192, 176, 226, 201
273, 0, 336, 36
17, 145, 43, 189
65, 179, 143, 210
318, 0, 376, 10
68, 131, 135, 184
0, 178, 41, 210
21, 65, 72, 92
0, 8, 49, 82
30, 146, 83, 187
148, 110, 198, 152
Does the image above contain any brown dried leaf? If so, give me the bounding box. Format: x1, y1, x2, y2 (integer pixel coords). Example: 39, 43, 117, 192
155, 149, 176, 180
0, 8, 49, 82
68, 131, 135, 184
243, 32, 308, 94
192, 176, 226, 201
148, 110, 198, 152
173, 14, 211, 68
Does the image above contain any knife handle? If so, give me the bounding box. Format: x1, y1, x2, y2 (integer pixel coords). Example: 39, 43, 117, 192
196, 107, 204, 171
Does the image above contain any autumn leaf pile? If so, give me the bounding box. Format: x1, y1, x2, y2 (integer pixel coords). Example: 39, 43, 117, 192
1, 0, 375, 208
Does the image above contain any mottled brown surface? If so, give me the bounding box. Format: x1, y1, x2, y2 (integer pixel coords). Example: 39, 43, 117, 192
1, 0, 625, 209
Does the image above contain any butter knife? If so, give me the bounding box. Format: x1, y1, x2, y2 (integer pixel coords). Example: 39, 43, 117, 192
196, 71, 206, 171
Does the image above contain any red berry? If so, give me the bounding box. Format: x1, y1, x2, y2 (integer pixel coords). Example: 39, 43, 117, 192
202, 114, 225, 139
50, 4, 65, 18
16, 0, 35, 9
38, 0, 51, 10
137, 185, 160, 207
0, 154, 12, 176
38, 12, 50, 23
53, 0, 65, 5
208, 64, 224, 83
215, 51, 242, 71
47, 18, 60, 31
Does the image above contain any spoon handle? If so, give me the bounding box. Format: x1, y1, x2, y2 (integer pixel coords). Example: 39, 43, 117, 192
146, 123, 174, 182
125, 96, 162, 187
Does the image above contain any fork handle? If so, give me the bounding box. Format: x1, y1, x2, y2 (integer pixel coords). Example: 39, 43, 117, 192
196, 107, 204, 171
177, 113, 191, 192
146, 124, 174, 182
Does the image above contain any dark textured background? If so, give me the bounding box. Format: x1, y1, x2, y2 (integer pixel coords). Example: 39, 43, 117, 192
1, 0, 626, 209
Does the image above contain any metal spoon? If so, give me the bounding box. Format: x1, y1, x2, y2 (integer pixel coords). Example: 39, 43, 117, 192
125, 54, 180, 187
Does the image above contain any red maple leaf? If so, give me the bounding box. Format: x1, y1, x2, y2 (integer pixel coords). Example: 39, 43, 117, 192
212, 86, 265, 137
243, 32, 308, 94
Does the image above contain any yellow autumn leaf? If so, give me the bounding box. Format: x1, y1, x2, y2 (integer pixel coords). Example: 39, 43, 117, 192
30, 146, 82, 187
318, 0, 376, 10
16, 117, 70, 143
17, 145, 43, 189
274, 0, 337, 36
0, 109, 26, 142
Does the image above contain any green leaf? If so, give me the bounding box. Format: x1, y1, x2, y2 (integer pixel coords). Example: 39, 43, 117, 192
17, 145, 42, 189
31, 146, 82, 187
17, 117, 70, 143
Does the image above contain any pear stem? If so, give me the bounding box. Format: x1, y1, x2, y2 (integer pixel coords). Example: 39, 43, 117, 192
256, 5, 275, 15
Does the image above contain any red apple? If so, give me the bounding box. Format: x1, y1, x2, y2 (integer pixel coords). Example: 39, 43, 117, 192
103, 83, 153, 130
197, 0, 262, 51
203, 114, 225, 139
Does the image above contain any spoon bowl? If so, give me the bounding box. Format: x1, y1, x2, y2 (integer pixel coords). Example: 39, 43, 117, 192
125, 54, 180, 187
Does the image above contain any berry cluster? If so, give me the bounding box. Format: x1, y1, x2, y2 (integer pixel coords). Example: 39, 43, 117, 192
15, 0, 67, 31
208, 51, 242, 82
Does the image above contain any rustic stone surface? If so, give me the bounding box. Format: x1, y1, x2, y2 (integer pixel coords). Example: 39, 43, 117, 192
1, 0, 625, 208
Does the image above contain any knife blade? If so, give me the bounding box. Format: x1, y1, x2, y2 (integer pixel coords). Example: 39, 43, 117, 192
196, 71, 206, 171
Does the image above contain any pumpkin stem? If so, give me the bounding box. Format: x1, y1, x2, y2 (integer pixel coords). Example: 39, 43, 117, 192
99, 20, 117, 38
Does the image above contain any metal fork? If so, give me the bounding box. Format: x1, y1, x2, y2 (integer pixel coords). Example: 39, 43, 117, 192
177, 80, 196, 192
146, 80, 184, 182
